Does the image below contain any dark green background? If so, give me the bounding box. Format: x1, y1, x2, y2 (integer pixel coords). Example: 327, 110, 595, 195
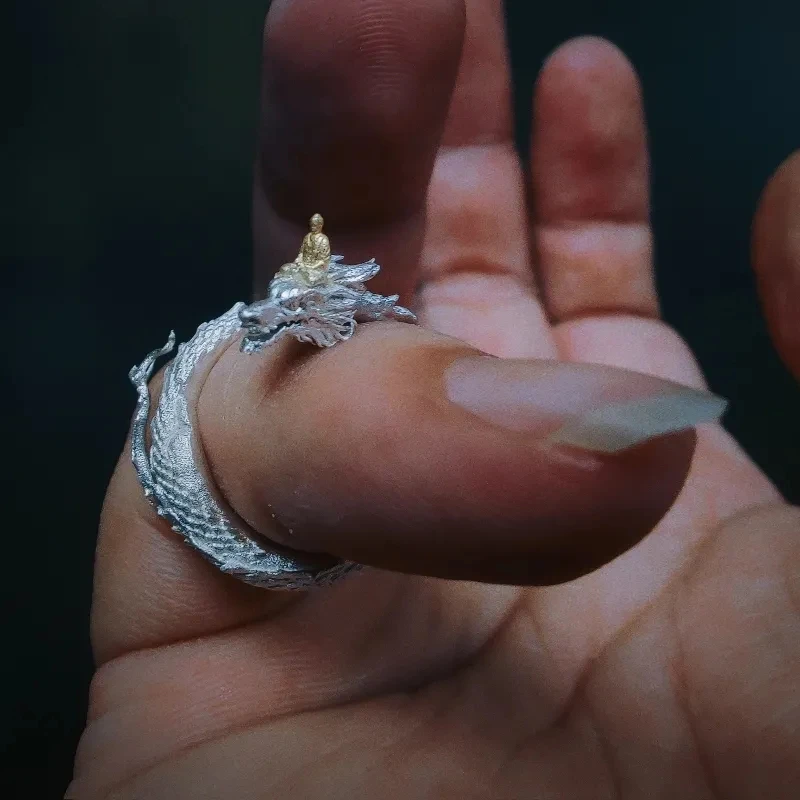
4, 1, 800, 796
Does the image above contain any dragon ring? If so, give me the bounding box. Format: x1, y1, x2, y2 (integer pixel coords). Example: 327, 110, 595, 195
129, 215, 417, 589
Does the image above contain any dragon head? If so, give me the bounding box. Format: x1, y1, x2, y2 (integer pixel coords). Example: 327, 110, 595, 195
238, 286, 357, 352
238, 257, 414, 353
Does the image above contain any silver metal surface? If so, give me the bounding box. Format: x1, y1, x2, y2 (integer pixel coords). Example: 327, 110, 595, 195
129, 252, 416, 589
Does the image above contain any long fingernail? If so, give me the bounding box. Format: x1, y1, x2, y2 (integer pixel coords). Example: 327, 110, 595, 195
444, 356, 727, 453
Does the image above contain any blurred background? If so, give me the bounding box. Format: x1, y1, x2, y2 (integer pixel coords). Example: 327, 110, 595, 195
4, 0, 800, 796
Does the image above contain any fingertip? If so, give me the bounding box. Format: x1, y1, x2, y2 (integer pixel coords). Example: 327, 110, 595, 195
259, 0, 465, 225
540, 36, 638, 82
256, 0, 465, 300
752, 149, 800, 379
533, 35, 648, 224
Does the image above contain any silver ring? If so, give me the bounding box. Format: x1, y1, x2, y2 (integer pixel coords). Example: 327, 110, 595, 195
129, 215, 416, 589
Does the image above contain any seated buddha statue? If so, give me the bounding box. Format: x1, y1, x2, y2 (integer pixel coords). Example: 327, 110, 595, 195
279, 213, 331, 285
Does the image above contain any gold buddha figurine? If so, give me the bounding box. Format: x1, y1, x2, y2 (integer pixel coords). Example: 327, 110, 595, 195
279, 213, 331, 285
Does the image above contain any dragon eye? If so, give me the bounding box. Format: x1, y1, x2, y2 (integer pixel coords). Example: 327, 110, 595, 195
280, 295, 301, 310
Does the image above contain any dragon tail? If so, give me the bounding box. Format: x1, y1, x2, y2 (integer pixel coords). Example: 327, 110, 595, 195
129, 331, 176, 500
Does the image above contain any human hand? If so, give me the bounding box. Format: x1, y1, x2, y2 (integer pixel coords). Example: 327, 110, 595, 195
70, 1, 800, 797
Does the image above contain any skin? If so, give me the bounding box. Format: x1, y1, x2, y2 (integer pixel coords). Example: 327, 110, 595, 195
71, 2, 800, 798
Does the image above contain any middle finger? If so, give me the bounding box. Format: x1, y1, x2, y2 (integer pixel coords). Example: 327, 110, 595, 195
416, 0, 556, 358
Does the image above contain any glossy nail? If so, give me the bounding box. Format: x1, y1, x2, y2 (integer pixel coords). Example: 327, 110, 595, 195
444, 356, 727, 453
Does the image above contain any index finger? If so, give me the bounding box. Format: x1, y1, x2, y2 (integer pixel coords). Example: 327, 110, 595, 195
253, 0, 465, 298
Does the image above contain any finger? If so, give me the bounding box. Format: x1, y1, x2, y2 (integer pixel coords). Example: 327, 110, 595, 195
254, 0, 465, 298
197, 324, 722, 586
93, 323, 724, 662
752, 150, 800, 379
532, 37, 658, 323
416, 0, 554, 358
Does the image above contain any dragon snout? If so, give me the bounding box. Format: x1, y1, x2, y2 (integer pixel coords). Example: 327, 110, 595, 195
238, 307, 259, 326
238, 302, 284, 329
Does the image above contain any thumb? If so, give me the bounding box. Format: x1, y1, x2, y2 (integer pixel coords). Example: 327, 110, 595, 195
198, 321, 723, 584
92, 319, 724, 662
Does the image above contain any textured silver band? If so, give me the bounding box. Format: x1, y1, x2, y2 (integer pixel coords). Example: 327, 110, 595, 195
129, 252, 416, 589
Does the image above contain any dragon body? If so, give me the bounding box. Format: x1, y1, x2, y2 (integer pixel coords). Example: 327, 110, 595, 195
129, 255, 415, 588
